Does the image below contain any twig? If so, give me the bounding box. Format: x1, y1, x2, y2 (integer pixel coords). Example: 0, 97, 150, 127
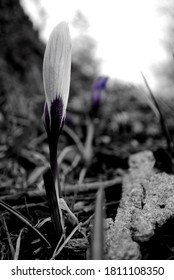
0, 176, 122, 201
63, 176, 122, 194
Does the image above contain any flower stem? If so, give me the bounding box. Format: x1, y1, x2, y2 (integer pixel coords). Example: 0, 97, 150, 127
49, 142, 62, 198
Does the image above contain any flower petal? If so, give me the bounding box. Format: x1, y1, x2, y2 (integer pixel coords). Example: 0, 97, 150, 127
50, 96, 64, 137
43, 21, 71, 119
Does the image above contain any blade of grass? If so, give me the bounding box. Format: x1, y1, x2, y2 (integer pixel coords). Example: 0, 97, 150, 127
83, 118, 95, 166
14, 228, 25, 260
50, 222, 82, 259
58, 145, 76, 165
141, 72, 174, 155
70, 166, 87, 210
0, 200, 51, 247
63, 124, 84, 156
27, 165, 48, 186
50, 233, 65, 259
36, 217, 51, 228
63, 154, 81, 178
158, 97, 174, 118
139, 88, 160, 119
51, 214, 98, 259
59, 198, 78, 226
92, 187, 105, 260
1, 216, 15, 259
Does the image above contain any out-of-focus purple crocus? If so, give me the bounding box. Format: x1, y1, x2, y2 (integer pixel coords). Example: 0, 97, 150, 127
43, 22, 71, 185
91, 76, 108, 115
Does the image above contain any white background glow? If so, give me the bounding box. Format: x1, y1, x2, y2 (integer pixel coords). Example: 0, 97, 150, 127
21, 0, 169, 89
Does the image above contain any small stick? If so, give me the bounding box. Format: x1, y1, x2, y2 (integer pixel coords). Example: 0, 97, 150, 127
0, 176, 122, 201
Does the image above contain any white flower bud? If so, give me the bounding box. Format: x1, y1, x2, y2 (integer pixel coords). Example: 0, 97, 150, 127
43, 21, 71, 121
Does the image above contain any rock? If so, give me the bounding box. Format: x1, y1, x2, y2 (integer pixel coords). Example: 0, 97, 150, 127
105, 150, 174, 259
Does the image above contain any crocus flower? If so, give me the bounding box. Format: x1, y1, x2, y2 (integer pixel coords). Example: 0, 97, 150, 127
43, 21, 71, 181
91, 76, 108, 115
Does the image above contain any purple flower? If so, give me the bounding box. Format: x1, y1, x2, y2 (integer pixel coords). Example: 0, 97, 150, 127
91, 76, 108, 113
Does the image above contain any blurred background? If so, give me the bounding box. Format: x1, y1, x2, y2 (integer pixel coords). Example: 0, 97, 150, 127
20, 0, 174, 95
1, 0, 174, 191
1, 0, 174, 260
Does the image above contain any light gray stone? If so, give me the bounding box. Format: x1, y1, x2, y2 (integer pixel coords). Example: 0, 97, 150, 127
105, 150, 174, 259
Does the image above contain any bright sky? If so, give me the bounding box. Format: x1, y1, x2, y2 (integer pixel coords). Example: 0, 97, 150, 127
21, 0, 168, 89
